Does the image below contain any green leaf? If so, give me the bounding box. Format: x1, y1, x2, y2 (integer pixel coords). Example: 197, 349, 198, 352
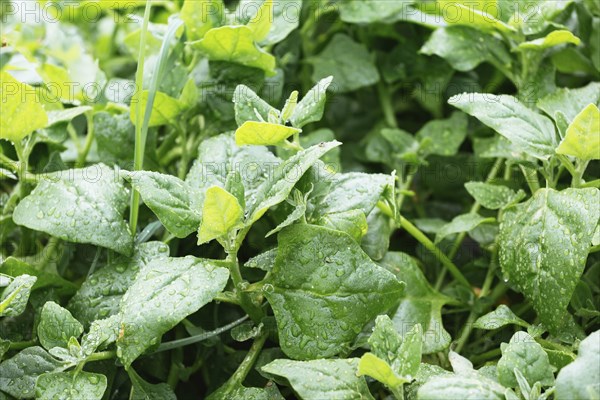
180, 0, 224, 41
233, 84, 277, 125
245, 141, 341, 226
266, 190, 308, 238
129, 368, 176, 400
193, 26, 276, 74
508, 0, 574, 35
0, 275, 36, 317
0, 72, 48, 143
81, 315, 120, 356
537, 82, 600, 127
465, 182, 526, 210
473, 305, 529, 330
499, 188, 600, 333
361, 209, 392, 260
0, 347, 64, 399
382, 252, 453, 354
435, 213, 495, 243
317, 209, 369, 243
418, 375, 505, 400
37, 302, 83, 351
417, 112, 468, 156
68, 242, 169, 326
198, 186, 244, 244
449, 93, 557, 160
13, 164, 134, 256
497, 331, 555, 388
310, 34, 380, 93
46, 106, 92, 127
125, 171, 203, 238
130, 91, 184, 127
261, 358, 374, 399
555, 330, 600, 400
246, 0, 273, 42
235, 121, 301, 146
35, 371, 107, 400
519, 30, 581, 50
116, 256, 229, 367
421, 26, 511, 72
556, 104, 600, 160
264, 224, 404, 359
289, 76, 333, 128
338, 0, 410, 23
93, 112, 135, 167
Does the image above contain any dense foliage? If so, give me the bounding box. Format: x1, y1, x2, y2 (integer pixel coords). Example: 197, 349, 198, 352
1, 0, 599, 399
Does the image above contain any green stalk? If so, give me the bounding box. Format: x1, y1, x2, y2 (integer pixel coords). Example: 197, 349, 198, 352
377, 80, 398, 128
76, 110, 95, 167
86, 350, 116, 362
129, 1, 152, 234
397, 216, 472, 290
218, 333, 268, 395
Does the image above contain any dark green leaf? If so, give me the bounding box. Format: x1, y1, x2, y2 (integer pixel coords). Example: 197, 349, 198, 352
35, 371, 107, 400
0, 347, 63, 399
37, 302, 83, 350
497, 331, 555, 388
555, 330, 600, 400
0, 275, 36, 317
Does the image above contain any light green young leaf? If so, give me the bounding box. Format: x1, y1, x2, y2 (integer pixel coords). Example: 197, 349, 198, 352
262, 358, 374, 399
310, 34, 380, 93
473, 305, 529, 330
129, 368, 176, 400
125, 171, 203, 238
499, 188, 600, 334
465, 182, 526, 210
130, 91, 184, 127
80, 315, 120, 356
435, 213, 495, 243
449, 93, 557, 160
13, 164, 133, 256
225, 171, 246, 211
421, 26, 511, 72
537, 82, 600, 127
280, 91, 298, 123
0, 72, 48, 143
235, 121, 301, 146
417, 112, 468, 156
518, 30, 581, 50
68, 242, 169, 326
233, 84, 277, 125
117, 257, 229, 367
358, 353, 406, 389
508, 0, 574, 35
46, 106, 92, 127
264, 224, 404, 359
436, 0, 515, 33
0, 275, 36, 317
382, 253, 453, 354
246, 0, 273, 42
497, 331, 555, 388
0, 347, 64, 399
35, 371, 107, 400
198, 186, 244, 244
245, 141, 341, 225
193, 26, 276, 74
289, 76, 333, 128
555, 330, 600, 400
37, 302, 83, 351
556, 103, 600, 160
180, 0, 224, 40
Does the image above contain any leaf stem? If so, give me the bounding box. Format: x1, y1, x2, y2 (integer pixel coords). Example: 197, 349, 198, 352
8, 340, 36, 350
377, 80, 398, 128
216, 332, 268, 396
76, 111, 95, 167
397, 215, 472, 290
128, 0, 152, 235
86, 350, 116, 362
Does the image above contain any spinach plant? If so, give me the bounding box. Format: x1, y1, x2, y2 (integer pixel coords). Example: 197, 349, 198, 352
0, 0, 598, 399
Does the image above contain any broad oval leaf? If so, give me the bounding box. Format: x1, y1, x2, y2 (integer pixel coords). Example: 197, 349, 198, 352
180, 0, 224, 41
13, 164, 133, 256
0, 274, 36, 317
125, 171, 203, 238
117, 256, 229, 367
499, 188, 600, 334
289, 76, 333, 129
418, 375, 505, 400
262, 358, 374, 400
465, 182, 526, 210
264, 224, 404, 359
233, 84, 277, 125
198, 186, 244, 244
434, 213, 495, 244
37, 302, 83, 351
497, 331, 554, 388
449, 93, 557, 160
35, 371, 107, 400
555, 330, 600, 400
473, 305, 529, 330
